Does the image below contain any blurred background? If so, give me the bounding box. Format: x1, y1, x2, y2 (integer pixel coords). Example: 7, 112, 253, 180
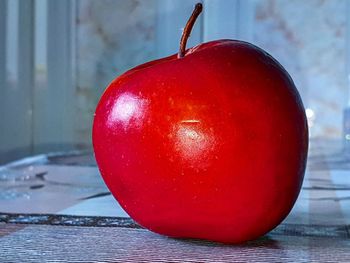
0, 0, 350, 164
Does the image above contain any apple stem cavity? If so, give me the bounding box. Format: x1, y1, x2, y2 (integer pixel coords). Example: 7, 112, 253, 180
178, 3, 203, 59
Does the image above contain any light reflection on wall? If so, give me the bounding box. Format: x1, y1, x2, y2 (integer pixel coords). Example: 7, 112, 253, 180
305, 108, 315, 128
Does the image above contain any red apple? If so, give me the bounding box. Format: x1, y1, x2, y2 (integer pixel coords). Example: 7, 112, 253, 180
93, 3, 308, 243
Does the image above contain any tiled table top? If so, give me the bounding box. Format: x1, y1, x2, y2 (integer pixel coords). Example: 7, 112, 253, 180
0, 139, 350, 262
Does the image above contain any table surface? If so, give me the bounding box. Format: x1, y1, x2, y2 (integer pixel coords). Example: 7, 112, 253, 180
1, 139, 350, 262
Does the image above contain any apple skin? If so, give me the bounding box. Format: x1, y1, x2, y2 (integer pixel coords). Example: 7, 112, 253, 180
92, 39, 308, 244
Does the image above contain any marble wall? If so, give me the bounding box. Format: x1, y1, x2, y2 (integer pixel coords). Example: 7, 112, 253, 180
253, 0, 348, 138
75, 0, 348, 143
75, 0, 157, 144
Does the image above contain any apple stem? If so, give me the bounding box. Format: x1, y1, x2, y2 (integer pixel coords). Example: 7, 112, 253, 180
178, 3, 203, 58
